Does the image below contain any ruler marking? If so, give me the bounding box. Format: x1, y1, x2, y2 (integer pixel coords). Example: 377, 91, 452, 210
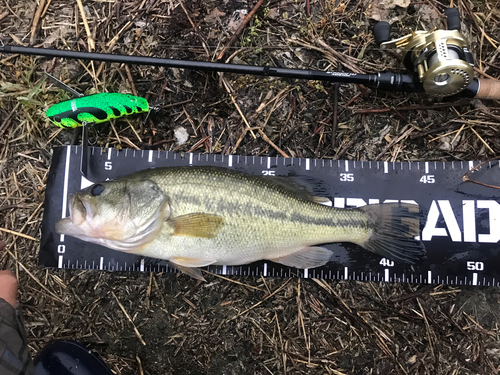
425, 162, 429, 174
344, 267, 348, 280
344, 160, 349, 172
148, 150, 153, 162
99, 257, 104, 270
263, 263, 267, 277
107, 148, 112, 160
189, 153, 193, 165
58, 256, 63, 268
306, 158, 310, 170
304, 268, 309, 278
469, 161, 474, 171
384, 161, 388, 174
472, 273, 478, 286
228, 155, 233, 167
140, 259, 145, 272
267, 157, 271, 169
384, 269, 389, 282
59, 146, 72, 243
222, 265, 227, 275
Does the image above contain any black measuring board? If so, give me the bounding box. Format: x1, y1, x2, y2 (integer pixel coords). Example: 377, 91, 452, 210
40, 146, 500, 286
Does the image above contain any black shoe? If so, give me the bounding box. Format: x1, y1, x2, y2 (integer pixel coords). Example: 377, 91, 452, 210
33, 340, 113, 375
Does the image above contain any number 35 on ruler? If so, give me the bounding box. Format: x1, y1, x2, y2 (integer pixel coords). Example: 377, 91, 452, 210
340, 173, 354, 182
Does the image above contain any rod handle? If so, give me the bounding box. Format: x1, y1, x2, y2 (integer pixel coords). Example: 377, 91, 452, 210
475, 78, 500, 100
373, 22, 391, 46
444, 8, 461, 31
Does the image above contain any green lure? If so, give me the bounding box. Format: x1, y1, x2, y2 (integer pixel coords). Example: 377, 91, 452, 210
46, 93, 149, 128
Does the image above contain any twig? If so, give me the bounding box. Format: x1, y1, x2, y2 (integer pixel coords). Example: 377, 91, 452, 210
217, 0, 264, 60
229, 279, 291, 321
76, 0, 95, 51
258, 129, 290, 157
0, 227, 38, 241
375, 125, 414, 161
416, 297, 435, 360
40, 0, 53, 18
124, 65, 138, 97
111, 291, 147, 345
2, 247, 67, 305
462, 156, 500, 190
30, 0, 46, 45
461, 0, 498, 49
201, 270, 262, 291
331, 81, 340, 150
177, 0, 209, 56
136, 356, 144, 375
220, 75, 256, 139
0, 103, 20, 138
105, 20, 133, 50
468, 126, 495, 154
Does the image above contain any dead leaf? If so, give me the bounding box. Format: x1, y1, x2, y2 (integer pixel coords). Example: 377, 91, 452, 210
227, 10, 248, 33
204, 8, 225, 24
413, 4, 441, 25
364, 0, 410, 22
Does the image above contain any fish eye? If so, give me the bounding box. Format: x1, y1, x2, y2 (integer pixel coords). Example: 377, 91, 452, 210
90, 184, 104, 196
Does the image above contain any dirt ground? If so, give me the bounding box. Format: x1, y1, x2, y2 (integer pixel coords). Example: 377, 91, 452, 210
1, 0, 500, 374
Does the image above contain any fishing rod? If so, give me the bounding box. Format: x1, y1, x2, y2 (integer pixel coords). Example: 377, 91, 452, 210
0, 8, 498, 100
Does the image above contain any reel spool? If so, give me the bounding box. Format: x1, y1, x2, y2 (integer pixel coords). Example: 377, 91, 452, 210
374, 9, 475, 97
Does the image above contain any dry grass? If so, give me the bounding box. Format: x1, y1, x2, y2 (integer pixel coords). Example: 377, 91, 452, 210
1, 0, 500, 374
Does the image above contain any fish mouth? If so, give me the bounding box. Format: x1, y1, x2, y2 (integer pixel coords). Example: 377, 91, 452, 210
54, 193, 93, 236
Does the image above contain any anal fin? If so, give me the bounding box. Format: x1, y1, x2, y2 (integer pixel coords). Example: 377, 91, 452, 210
171, 263, 206, 282
269, 247, 333, 269
169, 256, 217, 282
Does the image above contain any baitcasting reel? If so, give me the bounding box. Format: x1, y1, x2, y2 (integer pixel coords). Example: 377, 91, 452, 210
373, 9, 475, 97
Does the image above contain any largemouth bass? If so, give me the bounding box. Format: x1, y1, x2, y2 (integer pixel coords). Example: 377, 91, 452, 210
55, 166, 425, 280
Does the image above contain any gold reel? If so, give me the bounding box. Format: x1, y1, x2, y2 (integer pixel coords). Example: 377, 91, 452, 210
381, 30, 474, 97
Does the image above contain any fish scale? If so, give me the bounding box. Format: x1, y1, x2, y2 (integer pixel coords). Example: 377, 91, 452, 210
40, 146, 500, 286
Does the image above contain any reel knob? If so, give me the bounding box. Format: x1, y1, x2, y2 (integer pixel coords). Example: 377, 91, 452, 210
373, 22, 392, 45
444, 8, 461, 31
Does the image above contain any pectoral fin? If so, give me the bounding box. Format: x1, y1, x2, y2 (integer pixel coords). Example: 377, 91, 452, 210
170, 256, 217, 282
269, 247, 333, 269
167, 213, 225, 238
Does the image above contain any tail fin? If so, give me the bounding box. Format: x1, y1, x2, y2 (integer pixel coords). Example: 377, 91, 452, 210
358, 203, 426, 263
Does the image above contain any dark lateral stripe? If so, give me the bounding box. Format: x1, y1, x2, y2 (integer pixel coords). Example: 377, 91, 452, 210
175, 194, 367, 228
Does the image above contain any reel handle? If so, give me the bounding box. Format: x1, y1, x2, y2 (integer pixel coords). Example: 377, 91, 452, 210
475, 78, 500, 100
373, 22, 391, 46
444, 8, 461, 31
